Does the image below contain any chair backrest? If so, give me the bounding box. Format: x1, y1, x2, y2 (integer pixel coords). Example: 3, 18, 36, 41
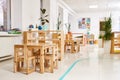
14, 45, 25, 63
66, 33, 72, 40
52, 33, 60, 47
44, 44, 58, 60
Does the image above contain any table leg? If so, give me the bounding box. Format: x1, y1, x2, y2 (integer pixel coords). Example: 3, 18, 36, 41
40, 47, 44, 73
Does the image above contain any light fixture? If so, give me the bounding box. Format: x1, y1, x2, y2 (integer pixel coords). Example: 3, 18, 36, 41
108, 2, 120, 8
89, 5, 98, 8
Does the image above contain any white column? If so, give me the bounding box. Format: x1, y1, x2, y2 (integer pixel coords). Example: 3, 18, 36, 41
11, 0, 22, 30
22, 0, 40, 31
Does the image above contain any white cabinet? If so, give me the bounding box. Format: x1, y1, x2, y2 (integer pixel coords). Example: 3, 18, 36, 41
0, 34, 22, 57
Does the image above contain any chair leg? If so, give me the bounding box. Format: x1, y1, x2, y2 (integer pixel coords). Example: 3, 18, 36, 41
26, 60, 29, 75
33, 58, 36, 71
18, 62, 21, 71
14, 62, 17, 73
50, 57, 53, 73
55, 59, 58, 69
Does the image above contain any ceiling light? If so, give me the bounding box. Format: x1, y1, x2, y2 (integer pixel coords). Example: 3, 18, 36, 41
108, 3, 120, 8
89, 5, 98, 8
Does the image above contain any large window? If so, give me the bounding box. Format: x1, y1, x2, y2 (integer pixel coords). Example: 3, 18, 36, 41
0, 0, 11, 31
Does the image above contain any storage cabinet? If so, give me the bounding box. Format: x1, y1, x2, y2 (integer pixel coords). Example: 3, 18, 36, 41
23, 30, 64, 60
0, 34, 22, 61
111, 32, 120, 53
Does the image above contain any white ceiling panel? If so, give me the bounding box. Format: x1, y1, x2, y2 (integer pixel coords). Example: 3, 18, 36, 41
63, 0, 120, 13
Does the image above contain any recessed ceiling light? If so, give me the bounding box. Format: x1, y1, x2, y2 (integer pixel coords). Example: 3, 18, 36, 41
108, 3, 120, 8
89, 5, 98, 8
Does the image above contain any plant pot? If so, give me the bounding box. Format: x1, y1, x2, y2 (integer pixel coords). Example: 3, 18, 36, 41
98, 39, 102, 48
42, 25, 48, 30
68, 32, 72, 34
104, 40, 111, 54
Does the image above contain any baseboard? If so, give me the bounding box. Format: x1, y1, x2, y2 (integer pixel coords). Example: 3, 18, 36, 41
0, 55, 13, 62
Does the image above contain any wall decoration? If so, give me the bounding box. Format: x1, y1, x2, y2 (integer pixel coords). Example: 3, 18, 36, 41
78, 18, 90, 29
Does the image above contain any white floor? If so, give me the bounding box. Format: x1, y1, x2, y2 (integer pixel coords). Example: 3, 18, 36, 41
1, 45, 120, 80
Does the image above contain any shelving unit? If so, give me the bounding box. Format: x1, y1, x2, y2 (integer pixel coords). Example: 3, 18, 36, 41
111, 32, 120, 54
72, 33, 86, 46
23, 30, 64, 60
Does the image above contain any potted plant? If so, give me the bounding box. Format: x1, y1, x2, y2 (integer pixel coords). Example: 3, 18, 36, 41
98, 34, 103, 48
65, 23, 71, 34
56, 13, 62, 30
65, 23, 72, 40
103, 17, 112, 54
38, 8, 49, 30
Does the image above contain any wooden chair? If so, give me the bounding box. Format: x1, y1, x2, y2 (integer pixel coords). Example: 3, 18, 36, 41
52, 33, 61, 59
44, 44, 58, 73
14, 44, 36, 74
64, 34, 75, 53
64, 39, 75, 53
14, 45, 24, 73
73, 40, 80, 53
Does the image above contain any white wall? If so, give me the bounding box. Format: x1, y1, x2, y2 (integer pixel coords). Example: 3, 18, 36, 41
63, 9, 69, 33
11, 0, 59, 31
11, 0, 22, 30
11, 0, 77, 32
73, 11, 120, 40
11, 0, 40, 31
57, 0, 77, 34
112, 11, 120, 32
22, 0, 40, 31
42, 0, 58, 30
72, 11, 112, 40
57, 0, 120, 40
11, 0, 120, 39
50, 0, 57, 30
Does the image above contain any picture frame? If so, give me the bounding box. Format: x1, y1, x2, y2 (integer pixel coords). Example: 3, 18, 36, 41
78, 18, 90, 29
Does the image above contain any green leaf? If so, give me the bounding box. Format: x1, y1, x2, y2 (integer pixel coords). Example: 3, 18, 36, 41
42, 22, 45, 25
39, 17, 43, 20
103, 17, 112, 40
45, 15, 48, 17
45, 19, 49, 23
41, 19, 44, 22
40, 8, 46, 14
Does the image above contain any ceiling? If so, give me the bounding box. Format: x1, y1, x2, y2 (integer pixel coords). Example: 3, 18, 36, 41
63, 0, 120, 13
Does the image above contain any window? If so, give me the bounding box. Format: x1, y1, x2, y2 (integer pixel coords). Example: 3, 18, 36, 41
0, 0, 11, 31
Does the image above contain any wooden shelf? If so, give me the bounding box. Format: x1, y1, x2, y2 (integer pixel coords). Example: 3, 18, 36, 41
114, 38, 120, 40
111, 32, 120, 54
114, 44, 120, 46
